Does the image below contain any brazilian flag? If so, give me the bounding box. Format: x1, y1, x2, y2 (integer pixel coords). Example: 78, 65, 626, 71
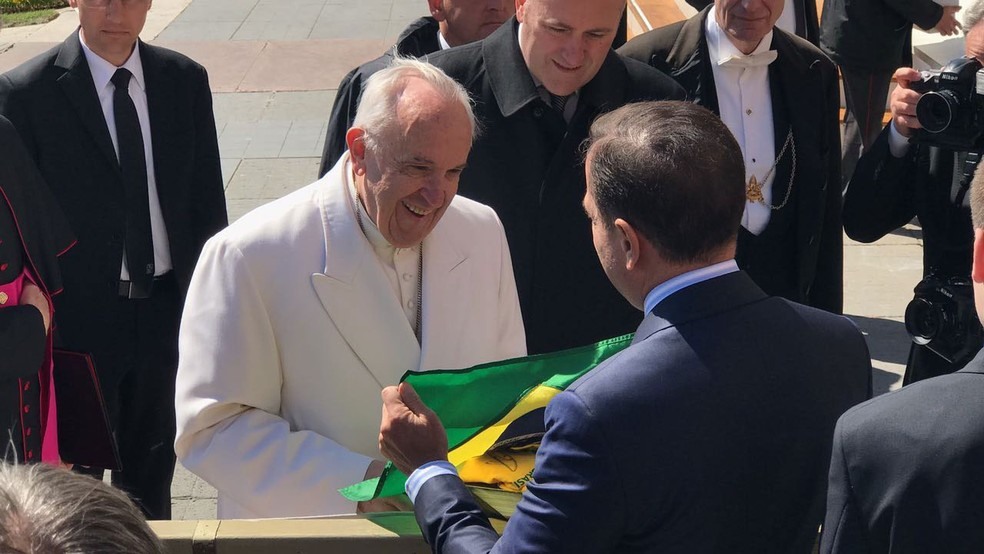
339, 334, 633, 515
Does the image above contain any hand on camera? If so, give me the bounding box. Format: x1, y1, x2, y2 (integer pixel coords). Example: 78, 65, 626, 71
890, 67, 925, 137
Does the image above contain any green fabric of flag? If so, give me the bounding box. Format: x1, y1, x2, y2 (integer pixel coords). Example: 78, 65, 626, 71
339, 334, 634, 502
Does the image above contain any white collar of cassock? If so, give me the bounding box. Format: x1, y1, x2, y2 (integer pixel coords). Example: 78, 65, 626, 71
705, 13, 777, 68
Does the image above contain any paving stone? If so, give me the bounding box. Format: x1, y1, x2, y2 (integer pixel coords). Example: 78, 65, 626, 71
156, 21, 243, 41
262, 90, 335, 121
237, 39, 388, 92
281, 120, 329, 158
213, 92, 273, 126
153, 40, 268, 93
242, 120, 293, 158
221, 159, 241, 188
226, 158, 319, 199
309, 18, 392, 40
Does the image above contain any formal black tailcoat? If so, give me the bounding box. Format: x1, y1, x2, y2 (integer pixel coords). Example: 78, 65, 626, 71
415, 271, 872, 553
822, 347, 984, 554
0, 32, 227, 517
426, 18, 686, 354
618, 8, 844, 314
319, 16, 440, 176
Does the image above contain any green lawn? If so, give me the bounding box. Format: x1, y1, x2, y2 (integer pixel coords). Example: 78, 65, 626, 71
2, 8, 59, 27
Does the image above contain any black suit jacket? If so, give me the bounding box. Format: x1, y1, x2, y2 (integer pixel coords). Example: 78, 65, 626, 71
0, 33, 227, 382
618, 9, 843, 314
822, 348, 984, 553
844, 125, 977, 380
319, 16, 440, 176
819, 0, 942, 72
416, 271, 872, 553
427, 18, 686, 354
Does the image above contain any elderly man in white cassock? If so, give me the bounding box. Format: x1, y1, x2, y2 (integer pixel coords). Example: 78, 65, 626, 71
173, 57, 526, 519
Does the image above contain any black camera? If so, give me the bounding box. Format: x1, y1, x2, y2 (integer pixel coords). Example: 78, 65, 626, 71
904, 274, 984, 365
910, 57, 984, 151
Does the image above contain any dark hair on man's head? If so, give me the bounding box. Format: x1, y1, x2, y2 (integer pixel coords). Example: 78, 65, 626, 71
0, 463, 164, 554
585, 101, 746, 263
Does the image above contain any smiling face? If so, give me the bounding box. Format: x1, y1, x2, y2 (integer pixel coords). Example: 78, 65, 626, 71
429, 0, 514, 47
349, 78, 472, 248
515, 0, 624, 96
714, 0, 783, 54
69, 0, 151, 66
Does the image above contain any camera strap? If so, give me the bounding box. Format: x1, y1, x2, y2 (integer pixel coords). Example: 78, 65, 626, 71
951, 150, 981, 207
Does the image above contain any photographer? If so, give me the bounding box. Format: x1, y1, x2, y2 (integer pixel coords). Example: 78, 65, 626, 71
844, 3, 984, 384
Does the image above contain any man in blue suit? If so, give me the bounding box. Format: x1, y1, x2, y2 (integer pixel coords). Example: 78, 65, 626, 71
378, 101, 872, 553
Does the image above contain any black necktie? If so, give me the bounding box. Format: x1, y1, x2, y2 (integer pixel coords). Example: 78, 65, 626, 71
549, 92, 569, 115
111, 68, 154, 298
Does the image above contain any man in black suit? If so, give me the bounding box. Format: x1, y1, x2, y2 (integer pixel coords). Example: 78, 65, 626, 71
820, 166, 984, 554
619, 0, 843, 314
378, 101, 872, 553
319, 0, 514, 175
820, 0, 959, 186
0, 0, 227, 519
842, 12, 984, 384
425, 0, 685, 354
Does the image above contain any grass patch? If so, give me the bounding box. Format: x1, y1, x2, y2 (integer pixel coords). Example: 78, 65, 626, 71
2, 8, 59, 27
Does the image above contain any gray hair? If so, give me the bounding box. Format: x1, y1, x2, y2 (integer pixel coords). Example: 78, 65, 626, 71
964, 0, 984, 30
0, 463, 164, 554
351, 56, 477, 151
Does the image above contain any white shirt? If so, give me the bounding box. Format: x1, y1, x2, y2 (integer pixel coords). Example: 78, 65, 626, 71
79, 33, 172, 278
349, 177, 421, 336
643, 260, 740, 315
437, 31, 452, 51
706, 15, 777, 235
405, 260, 741, 503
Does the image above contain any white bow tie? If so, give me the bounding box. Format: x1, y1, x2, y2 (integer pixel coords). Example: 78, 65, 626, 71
718, 50, 778, 68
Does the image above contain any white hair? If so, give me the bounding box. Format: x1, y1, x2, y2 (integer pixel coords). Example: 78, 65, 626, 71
351, 56, 477, 151
964, 0, 984, 31
0, 463, 164, 554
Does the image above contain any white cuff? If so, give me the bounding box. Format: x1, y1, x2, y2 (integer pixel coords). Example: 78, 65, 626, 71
405, 460, 458, 504
888, 122, 913, 158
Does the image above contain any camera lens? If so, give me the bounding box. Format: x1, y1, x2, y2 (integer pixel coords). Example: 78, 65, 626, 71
916, 91, 958, 134
905, 298, 945, 345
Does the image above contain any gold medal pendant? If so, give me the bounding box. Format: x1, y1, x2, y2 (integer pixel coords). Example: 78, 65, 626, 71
0, 292, 7, 305
746, 175, 764, 203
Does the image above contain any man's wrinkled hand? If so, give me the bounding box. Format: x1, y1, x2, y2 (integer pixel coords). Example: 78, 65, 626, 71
378, 382, 448, 476
934, 6, 961, 36
890, 67, 924, 137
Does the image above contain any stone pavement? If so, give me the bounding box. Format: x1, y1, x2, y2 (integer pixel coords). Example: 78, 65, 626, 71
0, 0, 921, 521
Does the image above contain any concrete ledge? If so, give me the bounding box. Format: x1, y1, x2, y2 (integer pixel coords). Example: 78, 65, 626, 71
150, 517, 432, 554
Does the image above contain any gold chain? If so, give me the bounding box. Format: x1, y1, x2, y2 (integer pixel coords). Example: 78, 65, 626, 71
746, 129, 796, 210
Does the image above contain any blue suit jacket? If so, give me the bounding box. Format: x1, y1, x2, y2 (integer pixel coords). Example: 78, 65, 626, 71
415, 271, 872, 553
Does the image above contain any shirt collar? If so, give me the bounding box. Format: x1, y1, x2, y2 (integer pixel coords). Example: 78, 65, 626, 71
437, 30, 452, 51
643, 260, 739, 315
78, 30, 146, 94
705, 12, 773, 66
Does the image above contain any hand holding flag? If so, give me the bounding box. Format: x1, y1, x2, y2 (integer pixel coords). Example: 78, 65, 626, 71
379, 383, 449, 475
